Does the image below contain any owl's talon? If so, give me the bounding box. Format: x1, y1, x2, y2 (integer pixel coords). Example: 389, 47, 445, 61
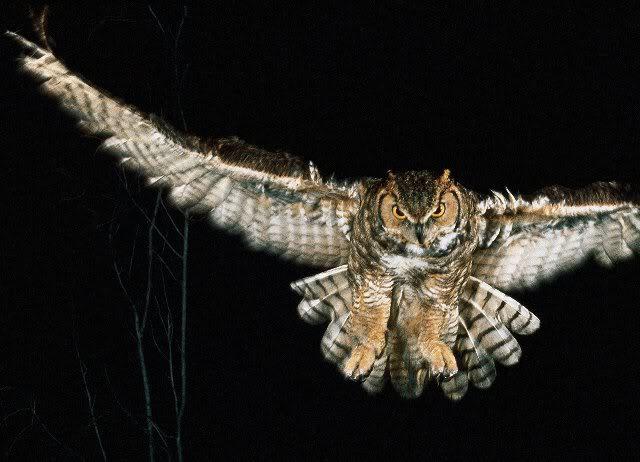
342, 344, 377, 381
420, 340, 458, 379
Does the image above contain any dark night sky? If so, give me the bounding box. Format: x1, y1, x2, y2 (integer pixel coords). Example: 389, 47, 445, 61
2, 1, 640, 460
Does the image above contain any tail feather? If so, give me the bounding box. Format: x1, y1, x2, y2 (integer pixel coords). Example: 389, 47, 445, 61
387, 330, 430, 399
388, 331, 420, 398
458, 319, 497, 389
320, 312, 353, 364
459, 299, 522, 366
440, 372, 469, 401
290, 265, 349, 299
291, 265, 351, 324
297, 290, 352, 325
362, 352, 388, 394
464, 276, 540, 335
290, 267, 540, 398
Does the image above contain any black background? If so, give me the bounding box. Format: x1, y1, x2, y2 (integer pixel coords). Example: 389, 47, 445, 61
2, 1, 640, 460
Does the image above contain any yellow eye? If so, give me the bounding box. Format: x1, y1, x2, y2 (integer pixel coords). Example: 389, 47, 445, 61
392, 205, 406, 220
432, 203, 446, 218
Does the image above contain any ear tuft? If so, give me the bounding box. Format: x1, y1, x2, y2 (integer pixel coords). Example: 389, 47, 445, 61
438, 169, 451, 184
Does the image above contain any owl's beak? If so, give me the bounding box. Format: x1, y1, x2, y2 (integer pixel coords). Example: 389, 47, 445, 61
415, 223, 426, 245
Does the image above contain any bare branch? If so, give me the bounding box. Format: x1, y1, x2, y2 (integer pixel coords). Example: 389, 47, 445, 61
142, 192, 162, 332
160, 194, 184, 239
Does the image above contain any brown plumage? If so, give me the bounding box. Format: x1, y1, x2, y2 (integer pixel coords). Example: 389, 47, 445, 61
8, 31, 640, 399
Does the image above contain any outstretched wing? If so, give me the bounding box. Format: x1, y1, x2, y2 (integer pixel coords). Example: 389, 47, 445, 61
7, 31, 357, 267
473, 181, 640, 291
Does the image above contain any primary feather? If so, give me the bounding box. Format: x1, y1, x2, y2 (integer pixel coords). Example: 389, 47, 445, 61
6, 30, 357, 268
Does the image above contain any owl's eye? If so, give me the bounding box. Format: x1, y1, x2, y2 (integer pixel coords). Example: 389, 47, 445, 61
392, 205, 406, 220
431, 203, 446, 218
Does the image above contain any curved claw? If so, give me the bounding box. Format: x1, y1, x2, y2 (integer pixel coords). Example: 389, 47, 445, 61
342, 344, 378, 381
421, 340, 458, 378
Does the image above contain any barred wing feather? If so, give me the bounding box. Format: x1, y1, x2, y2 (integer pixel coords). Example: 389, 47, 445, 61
7, 31, 356, 268
474, 182, 640, 291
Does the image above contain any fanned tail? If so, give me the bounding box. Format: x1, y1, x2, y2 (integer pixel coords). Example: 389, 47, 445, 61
463, 276, 540, 335
291, 267, 377, 387
440, 276, 540, 400
290, 265, 350, 324
291, 268, 540, 399
459, 298, 522, 366
457, 319, 497, 389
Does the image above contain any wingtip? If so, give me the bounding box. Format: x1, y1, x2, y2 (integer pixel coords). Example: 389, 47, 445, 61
4, 30, 43, 54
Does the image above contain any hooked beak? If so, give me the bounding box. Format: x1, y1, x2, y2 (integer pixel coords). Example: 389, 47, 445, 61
415, 223, 426, 245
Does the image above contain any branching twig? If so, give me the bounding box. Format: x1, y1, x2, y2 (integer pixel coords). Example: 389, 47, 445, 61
111, 168, 181, 258
5, 399, 78, 459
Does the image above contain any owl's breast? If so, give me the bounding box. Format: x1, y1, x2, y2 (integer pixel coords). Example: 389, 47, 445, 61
381, 253, 432, 278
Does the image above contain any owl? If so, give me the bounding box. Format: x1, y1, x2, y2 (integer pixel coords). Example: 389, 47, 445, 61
8, 31, 640, 400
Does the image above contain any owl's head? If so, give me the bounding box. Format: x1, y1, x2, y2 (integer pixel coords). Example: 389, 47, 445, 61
374, 169, 474, 259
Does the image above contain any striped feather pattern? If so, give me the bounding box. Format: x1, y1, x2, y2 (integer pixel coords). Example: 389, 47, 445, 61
7, 31, 356, 268
475, 183, 640, 291
290, 266, 350, 324
320, 312, 353, 364
291, 268, 539, 398
457, 320, 497, 389
440, 277, 540, 398
459, 299, 521, 366
361, 353, 388, 394
463, 276, 540, 335
293, 267, 391, 393
440, 371, 469, 401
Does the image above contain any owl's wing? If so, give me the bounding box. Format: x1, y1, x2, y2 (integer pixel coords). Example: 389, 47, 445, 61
7, 32, 357, 267
472, 181, 640, 291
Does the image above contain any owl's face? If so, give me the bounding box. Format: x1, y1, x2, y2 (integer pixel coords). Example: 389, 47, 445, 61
375, 169, 473, 259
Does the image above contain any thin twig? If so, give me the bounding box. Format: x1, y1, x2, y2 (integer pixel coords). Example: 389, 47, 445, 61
167, 307, 179, 426
136, 191, 162, 462
112, 168, 181, 258
176, 214, 188, 462
142, 192, 162, 331
102, 369, 170, 450
147, 6, 166, 35
174, 6, 188, 131
74, 336, 108, 461
6, 422, 33, 457
155, 250, 178, 282
5, 399, 78, 459
160, 198, 184, 238
134, 310, 154, 462
111, 191, 163, 462
128, 225, 140, 277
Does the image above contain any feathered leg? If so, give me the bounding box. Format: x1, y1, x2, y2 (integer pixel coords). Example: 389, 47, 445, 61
341, 272, 393, 380
411, 307, 459, 378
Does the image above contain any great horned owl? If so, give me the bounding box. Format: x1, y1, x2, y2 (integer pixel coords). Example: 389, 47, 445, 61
8, 31, 640, 400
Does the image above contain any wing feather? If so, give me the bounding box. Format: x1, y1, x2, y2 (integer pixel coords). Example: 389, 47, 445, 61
7, 31, 357, 267
474, 182, 640, 291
